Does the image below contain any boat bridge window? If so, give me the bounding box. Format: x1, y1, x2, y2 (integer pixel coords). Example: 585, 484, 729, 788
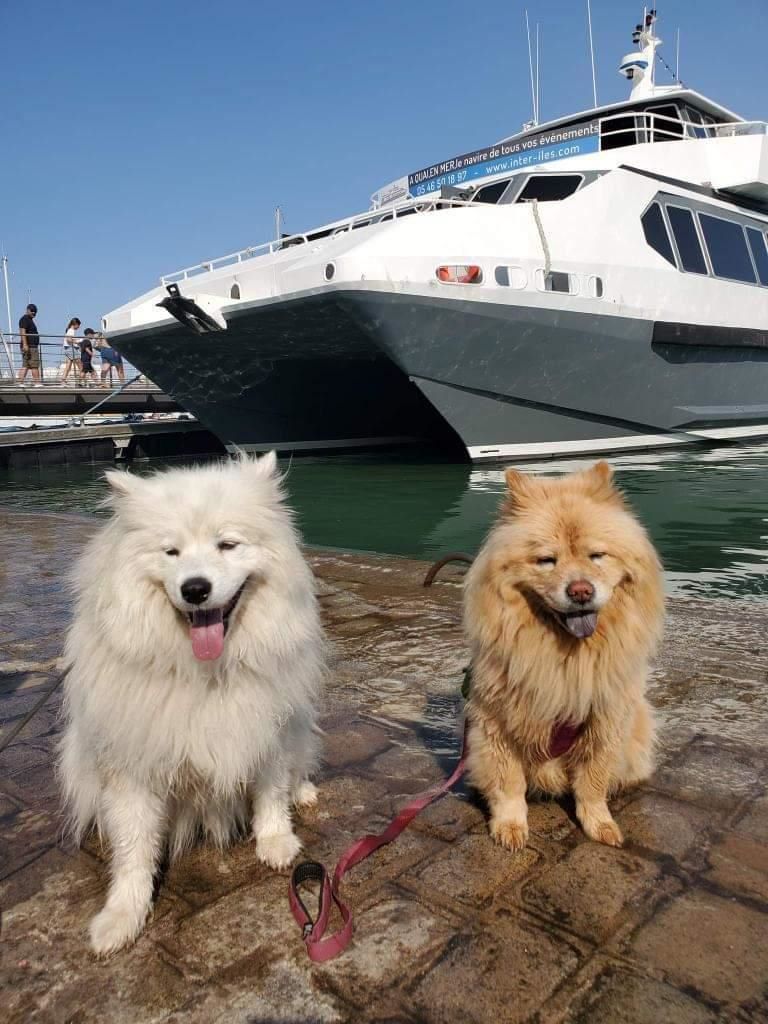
601, 113, 641, 151
646, 104, 684, 143
746, 228, 768, 286
516, 174, 583, 203
667, 206, 708, 275
230, 283, 241, 300
699, 214, 756, 284
641, 202, 676, 266
471, 179, 512, 204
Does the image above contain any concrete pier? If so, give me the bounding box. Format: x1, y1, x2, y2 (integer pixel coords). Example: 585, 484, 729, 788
1, 509, 766, 1023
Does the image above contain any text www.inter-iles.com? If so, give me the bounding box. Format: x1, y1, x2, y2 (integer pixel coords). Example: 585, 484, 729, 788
482, 144, 581, 176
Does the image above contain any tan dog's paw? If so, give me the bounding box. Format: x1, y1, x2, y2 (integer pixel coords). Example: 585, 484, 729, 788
585, 818, 624, 847
490, 818, 529, 852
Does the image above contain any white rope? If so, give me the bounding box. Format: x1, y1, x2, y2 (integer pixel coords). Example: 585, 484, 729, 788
530, 199, 551, 276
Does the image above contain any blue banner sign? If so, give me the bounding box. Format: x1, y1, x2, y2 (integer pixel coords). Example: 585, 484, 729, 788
407, 118, 600, 196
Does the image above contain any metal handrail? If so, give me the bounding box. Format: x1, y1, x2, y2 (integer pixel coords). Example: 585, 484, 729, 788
159, 196, 476, 285
0, 337, 146, 386
599, 109, 768, 144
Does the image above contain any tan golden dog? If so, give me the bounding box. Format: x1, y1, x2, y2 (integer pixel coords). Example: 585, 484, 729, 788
464, 461, 664, 850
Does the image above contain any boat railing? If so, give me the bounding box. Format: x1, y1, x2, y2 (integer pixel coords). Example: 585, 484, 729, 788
599, 109, 768, 147
0, 334, 147, 387
159, 196, 476, 285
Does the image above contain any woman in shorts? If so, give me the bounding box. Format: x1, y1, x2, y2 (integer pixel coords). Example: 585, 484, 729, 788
62, 317, 81, 383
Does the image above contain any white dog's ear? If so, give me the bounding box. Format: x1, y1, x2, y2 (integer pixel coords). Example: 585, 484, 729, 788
104, 469, 144, 497
251, 450, 278, 478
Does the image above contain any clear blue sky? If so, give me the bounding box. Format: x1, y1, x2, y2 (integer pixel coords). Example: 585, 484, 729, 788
2, 0, 765, 337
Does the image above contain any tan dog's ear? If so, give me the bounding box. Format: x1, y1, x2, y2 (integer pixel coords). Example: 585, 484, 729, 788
579, 461, 623, 503
503, 467, 538, 513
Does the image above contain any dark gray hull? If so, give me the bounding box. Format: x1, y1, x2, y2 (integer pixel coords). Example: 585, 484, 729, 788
110, 295, 460, 453
339, 291, 768, 457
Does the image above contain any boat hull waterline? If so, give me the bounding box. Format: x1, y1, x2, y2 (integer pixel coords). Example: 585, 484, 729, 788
111, 290, 768, 460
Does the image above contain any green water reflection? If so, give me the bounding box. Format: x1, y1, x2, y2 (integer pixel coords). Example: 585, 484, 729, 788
1, 445, 766, 600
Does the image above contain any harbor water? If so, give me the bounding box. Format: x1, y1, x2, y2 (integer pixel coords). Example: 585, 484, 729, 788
0, 444, 765, 600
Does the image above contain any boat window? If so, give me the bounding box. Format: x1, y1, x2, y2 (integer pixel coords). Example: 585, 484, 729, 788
588, 275, 604, 298
699, 215, 757, 284
641, 202, 676, 266
746, 227, 768, 286
684, 106, 709, 139
516, 175, 582, 202
395, 207, 417, 218
667, 206, 707, 275
472, 179, 512, 205
600, 114, 638, 151
648, 104, 684, 142
494, 266, 527, 289
229, 283, 241, 300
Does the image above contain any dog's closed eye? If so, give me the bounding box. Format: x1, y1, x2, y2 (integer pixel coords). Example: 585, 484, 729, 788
536, 556, 557, 566
218, 540, 240, 552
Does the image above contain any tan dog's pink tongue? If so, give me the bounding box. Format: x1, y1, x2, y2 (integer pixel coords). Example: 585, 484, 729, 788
190, 609, 224, 661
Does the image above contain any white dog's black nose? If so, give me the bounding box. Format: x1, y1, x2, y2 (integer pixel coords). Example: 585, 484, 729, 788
181, 577, 212, 605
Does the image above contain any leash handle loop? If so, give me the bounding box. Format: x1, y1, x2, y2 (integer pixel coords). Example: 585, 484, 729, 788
289, 720, 469, 962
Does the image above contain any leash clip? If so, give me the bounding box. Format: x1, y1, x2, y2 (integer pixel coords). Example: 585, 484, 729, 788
302, 921, 314, 939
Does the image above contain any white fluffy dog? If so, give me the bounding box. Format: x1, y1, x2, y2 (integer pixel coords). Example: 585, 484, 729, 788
58, 452, 324, 955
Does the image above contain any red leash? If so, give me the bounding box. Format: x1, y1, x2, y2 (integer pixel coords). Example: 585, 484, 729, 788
289, 720, 469, 962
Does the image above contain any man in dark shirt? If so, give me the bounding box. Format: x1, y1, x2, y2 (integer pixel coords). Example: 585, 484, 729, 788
18, 303, 43, 386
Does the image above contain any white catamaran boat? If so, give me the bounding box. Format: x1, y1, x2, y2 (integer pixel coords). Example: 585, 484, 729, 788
104, 10, 768, 460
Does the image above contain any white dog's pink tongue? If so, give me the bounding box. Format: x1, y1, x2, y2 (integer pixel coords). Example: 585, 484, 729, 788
190, 608, 224, 661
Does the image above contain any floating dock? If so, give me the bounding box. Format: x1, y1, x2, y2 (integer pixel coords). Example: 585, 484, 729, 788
0, 382, 180, 417
1, 511, 766, 1023
0, 417, 225, 468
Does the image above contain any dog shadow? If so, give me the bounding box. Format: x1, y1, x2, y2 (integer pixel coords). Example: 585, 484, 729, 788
412, 689, 581, 831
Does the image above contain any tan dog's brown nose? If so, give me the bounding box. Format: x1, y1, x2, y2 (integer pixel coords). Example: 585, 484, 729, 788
566, 579, 595, 605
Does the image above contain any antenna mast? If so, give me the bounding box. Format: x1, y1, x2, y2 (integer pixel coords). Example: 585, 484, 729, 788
274, 205, 283, 239
1, 253, 12, 338
535, 22, 541, 123
525, 10, 538, 126
676, 28, 680, 83
586, 0, 598, 107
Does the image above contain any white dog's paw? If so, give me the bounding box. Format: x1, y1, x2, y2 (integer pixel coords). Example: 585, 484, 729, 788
89, 904, 145, 956
255, 830, 301, 870
294, 781, 318, 808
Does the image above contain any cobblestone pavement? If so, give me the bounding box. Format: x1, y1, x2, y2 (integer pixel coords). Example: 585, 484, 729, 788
1, 508, 767, 1023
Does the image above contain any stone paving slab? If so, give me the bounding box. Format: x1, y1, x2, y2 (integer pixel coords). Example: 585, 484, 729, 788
1, 509, 767, 1023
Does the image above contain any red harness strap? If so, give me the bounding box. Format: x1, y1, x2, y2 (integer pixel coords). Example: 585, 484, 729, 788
289, 720, 470, 962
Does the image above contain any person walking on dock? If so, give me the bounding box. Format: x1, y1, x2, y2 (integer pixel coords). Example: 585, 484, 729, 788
17, 303, 43, 386
79, 328, 97, 387
98, 338, 125, 386
62, 317, 81, 383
